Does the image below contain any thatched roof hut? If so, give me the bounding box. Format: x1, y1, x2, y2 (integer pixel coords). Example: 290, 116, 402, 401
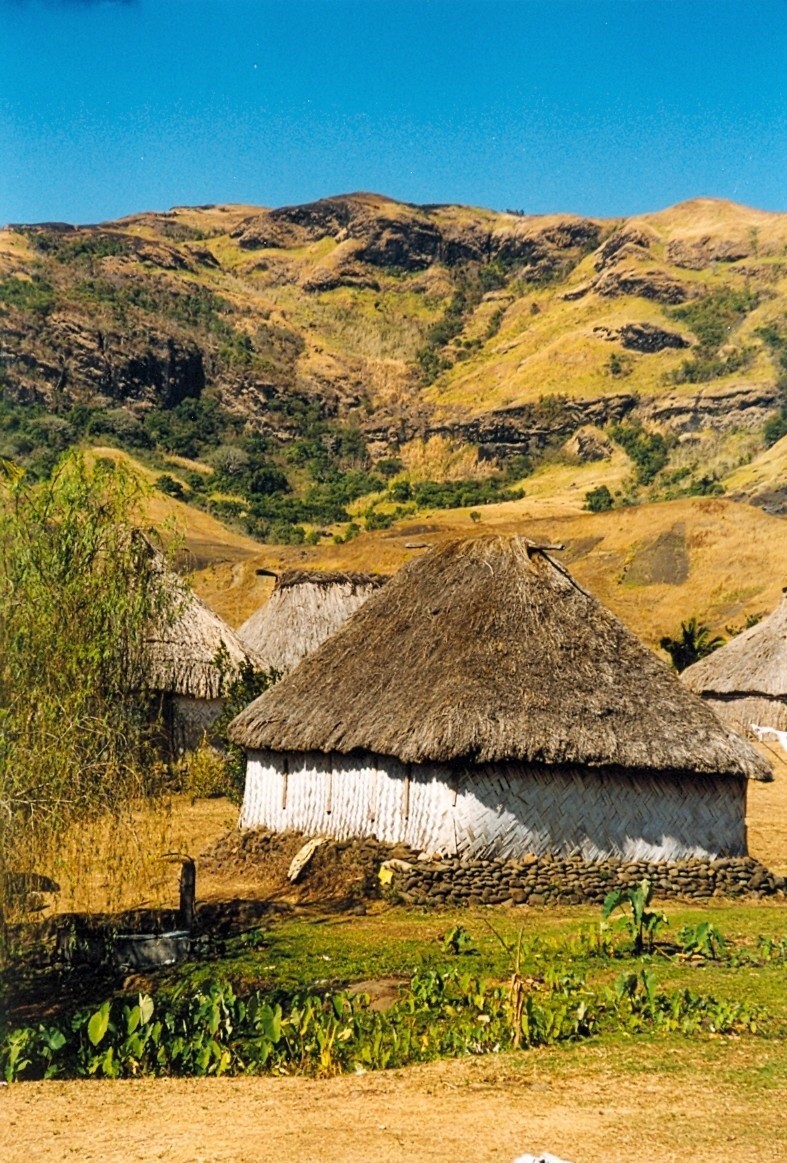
146, 578, 260, 701
145, 557, 263, 752
236, 569, 388, 675
681, 595, 787, 736
230, 536, 768, 861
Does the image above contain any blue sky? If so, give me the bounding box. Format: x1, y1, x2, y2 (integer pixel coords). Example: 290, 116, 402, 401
1, 0, 785, 224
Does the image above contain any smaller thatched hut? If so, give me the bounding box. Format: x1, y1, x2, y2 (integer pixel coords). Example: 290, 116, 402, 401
681, 595, 787, 742
230, 536, 769, 862
237, 570, 388, 675
146, 567, 262, 753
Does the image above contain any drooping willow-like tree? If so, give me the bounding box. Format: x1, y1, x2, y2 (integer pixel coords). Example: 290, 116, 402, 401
0, 452, 176, 921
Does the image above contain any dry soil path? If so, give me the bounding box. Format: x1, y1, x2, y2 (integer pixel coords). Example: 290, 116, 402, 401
2, 1043, 785, 1163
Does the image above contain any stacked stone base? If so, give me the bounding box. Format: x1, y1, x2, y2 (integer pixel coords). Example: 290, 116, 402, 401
389, 854, 785, 908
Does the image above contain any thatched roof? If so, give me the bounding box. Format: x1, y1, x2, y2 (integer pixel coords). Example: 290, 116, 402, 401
229, 536, 769, 780
146, 567, 262, 701
237, 569, 388, 675
682, 596, 787, 700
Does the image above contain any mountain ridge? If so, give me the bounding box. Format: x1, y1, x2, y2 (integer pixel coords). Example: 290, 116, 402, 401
1, 191, 786, 540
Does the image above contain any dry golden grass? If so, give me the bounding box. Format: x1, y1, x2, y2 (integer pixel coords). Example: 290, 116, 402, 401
190, 478, 787, 645
637, 196, 787, 250
724, 432, 787, 496
42, 796, 238, 917
398, 434, 495, 481
36, 726, 786, 919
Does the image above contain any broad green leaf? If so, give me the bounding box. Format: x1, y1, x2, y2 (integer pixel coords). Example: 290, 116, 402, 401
87, 1003, 110, 1047
127, 1006, 141, 1035
138, 995, 154, 1026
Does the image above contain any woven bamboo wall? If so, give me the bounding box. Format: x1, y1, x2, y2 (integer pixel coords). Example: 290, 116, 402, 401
241, 750, 747, 861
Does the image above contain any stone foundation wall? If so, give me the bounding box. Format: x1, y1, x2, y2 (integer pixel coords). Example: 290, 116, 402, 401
388, 854, 785, 907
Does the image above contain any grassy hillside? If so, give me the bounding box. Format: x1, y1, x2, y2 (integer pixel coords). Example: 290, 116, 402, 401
2, 192, 786, 605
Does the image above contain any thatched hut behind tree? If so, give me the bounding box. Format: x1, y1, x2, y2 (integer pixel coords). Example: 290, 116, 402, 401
237, 570, 388, 675
229, 536, 769, 862
681, 595, 787, 746
146, 565, 263, 753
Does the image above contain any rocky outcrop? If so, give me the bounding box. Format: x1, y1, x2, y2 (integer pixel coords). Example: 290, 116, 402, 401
0, 313, 205, 409
564, 426, 613, 461
430, 394, 637, 456
667, 236, 750, 270
594, 322, 691, 353
593, 267, 691, 304
232, 197, 357, 249
593, 226, 654, 271
232, 194, 601, 278
300, 262, 381, 292
355, 218, 442, 270
633, 381, 781, 432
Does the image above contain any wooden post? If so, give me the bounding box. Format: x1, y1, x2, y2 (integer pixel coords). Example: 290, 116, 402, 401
179, 857, 196, 932
403, 764, 411, 821
326, 758, 333, 815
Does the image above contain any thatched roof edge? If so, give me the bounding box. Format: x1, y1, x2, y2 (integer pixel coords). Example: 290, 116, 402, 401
274, 569, 389, 592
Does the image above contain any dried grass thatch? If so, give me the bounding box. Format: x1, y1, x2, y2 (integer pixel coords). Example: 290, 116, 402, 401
230, 536, 769, 781
237, 570, 388, 675
681, 595, 787, 731
146, 564, 262, 701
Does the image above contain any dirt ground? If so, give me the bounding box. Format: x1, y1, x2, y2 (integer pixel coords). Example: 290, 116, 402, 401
2, 1040, 785, 1163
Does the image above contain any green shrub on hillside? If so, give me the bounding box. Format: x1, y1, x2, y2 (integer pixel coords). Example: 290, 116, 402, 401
609, 422, 670, 485
584, 485, 614, 512
155, 474, 188, 500
667, 288, 760, 385
764, 409, 787, 447
669, 345, 754, 385
0, 275, 55, 315
669, 287, 759, 353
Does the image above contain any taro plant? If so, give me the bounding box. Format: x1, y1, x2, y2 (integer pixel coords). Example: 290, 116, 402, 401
678, 921, 727, 961
438, 925, 477, 956
0, 960, 766, 1082
601, 879, 668, 954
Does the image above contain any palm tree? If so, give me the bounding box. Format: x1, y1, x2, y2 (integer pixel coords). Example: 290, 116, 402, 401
659, 617, 725, 673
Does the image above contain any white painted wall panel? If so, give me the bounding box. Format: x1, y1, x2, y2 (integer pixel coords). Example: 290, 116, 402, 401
240, 750, 747, 861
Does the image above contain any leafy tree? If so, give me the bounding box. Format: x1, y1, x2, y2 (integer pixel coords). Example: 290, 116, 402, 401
659, 617, 725, 673
0, 453, 176, 921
